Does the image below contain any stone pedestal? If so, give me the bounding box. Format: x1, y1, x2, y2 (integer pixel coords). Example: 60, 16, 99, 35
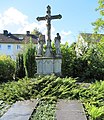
36, 57, 62, 75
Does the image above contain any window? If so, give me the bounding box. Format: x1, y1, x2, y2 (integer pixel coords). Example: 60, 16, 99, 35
17, 45, 20, 50
0, 45, 1, 50
8, 45, 11, 50
19, 36, 23, 40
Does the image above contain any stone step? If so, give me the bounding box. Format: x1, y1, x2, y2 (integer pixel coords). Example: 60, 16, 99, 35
0, 99, 38, 120
56, 100, 87, 120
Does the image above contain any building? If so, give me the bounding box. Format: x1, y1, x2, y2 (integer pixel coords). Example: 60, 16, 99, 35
75, 33, 104, 56
0, 30, 38, 60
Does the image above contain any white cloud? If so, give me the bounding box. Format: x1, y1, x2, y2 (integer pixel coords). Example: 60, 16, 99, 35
3, 7, 28, 25
0, 7, 55, 36
0, 7, 28, 32
60, 30, 73, 44
61, 30, 72, 36
0, 7, 74, 45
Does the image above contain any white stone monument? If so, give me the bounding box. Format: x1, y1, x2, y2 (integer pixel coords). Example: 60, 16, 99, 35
36, 5, 62, 75
36, 57, 62, 75
37, 34, 45, 56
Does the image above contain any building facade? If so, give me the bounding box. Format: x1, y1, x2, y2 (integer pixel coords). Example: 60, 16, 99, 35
0, 30, 38, 60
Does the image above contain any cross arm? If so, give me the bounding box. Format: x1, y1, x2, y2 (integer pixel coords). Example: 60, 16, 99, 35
36, 16, 46, 21
51, 14, 62, 20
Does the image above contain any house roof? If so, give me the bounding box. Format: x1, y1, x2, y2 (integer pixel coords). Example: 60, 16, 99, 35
79, 33, 104, 42
0, 31, 38, 44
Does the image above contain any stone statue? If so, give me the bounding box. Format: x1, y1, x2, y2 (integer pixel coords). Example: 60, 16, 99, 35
36, 6, 62, 76
54, 33, 61, 57
36, 5, 62, 57
37, 35, 45, 56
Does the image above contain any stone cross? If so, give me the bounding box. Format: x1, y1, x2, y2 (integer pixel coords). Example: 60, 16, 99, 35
36, 5, 62, 57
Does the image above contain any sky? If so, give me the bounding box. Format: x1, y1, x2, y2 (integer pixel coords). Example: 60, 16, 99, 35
0, 0, 100, 44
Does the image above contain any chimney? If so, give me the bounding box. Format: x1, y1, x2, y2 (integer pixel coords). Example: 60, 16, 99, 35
26, 31, 30, 36
3, 30, 8, 36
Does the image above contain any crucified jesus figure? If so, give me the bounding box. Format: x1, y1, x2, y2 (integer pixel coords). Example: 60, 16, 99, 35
36, 5, 62, 57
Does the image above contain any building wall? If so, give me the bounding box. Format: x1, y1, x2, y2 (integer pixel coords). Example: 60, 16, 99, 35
0, 43, 23, 60
0, 43, 38, 60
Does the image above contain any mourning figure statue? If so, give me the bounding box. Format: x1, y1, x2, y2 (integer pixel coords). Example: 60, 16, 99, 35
37, 34, 45, 56
54, 33, 61, 57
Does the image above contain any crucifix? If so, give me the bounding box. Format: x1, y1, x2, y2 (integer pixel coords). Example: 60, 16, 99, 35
36, 5, 62, 57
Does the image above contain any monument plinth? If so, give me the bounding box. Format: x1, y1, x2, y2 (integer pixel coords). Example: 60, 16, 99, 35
36, 5, 62, 75
36, 57, 62, 75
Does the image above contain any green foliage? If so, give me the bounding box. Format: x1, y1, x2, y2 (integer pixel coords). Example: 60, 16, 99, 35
51, 42, 56, 56
61, 41, 104, 81
24, 38, 37, 77
0, 55, 15, 82
85, 104, 104, 120
31, 28, 42, 37
0, 75, 104, 119
31, 100, 56, 120
92, 18, 104, 33
15, 53, 25, 79
79, 80, 104, 120
61, 42, 77, 77
97, 38, 104, 60
97, 0, 104, 15
92, 0, 104, 33
0, 101, 10, 117
0, 77, 32, 103
80, 42, 104, 81
0, 75, 79, 103
15, 37, 37, 78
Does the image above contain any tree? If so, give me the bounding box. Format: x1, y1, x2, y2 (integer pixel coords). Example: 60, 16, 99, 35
31, 28, 42, 37
15, 53, 25, 79
92, 0, 104, 33
24, 38, 37, 78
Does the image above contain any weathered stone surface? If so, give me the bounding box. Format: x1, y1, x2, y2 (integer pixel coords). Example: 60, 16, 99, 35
56, 100, 87, 120
54, 33, 61, 57
0, 100, 38, 120
36, 6, 62, 75
36, 5, 62, 57
36, 57, 62, 75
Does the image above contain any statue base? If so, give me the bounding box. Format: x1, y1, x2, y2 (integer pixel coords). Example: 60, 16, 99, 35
36, 57, 62, 76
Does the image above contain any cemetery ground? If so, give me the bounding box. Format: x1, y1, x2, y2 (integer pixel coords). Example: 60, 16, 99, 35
0, 75, 104, 120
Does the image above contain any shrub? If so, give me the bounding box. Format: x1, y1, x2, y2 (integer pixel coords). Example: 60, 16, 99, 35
61, 42, 77, 77
24, 39, 37, 78
79, 80, 104, 120
0, 75, 104, 119
78, 44, 104, 81
0, 75, 79, 103
61, 42, 104, 81
0, 55, 15, 82
15, 53, 25, 79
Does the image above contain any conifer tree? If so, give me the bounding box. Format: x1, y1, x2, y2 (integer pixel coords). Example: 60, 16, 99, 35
15, 53, 25, 79
24, 38, 37, 78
